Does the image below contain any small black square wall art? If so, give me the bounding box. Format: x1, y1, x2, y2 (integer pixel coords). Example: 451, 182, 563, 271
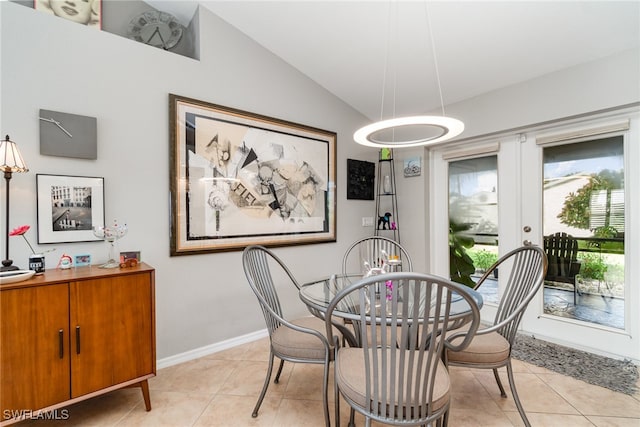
347, 159, 375, 200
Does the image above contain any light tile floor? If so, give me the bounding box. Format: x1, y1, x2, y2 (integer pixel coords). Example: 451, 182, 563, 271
17, 337, 640, 426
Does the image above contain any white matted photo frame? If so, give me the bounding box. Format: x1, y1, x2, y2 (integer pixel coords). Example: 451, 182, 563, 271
169, 94, 337, 255
34, 0, 102, 29
36, 174, 105, 244
404, 157, 422, 177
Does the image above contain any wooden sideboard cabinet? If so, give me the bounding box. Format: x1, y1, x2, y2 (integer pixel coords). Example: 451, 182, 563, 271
0, 263, 155, 425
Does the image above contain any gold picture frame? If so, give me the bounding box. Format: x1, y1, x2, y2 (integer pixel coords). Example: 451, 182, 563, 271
169, 94, 337, 255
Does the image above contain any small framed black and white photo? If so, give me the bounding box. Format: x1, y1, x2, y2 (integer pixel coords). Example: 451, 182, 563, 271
36, 174, 105, 244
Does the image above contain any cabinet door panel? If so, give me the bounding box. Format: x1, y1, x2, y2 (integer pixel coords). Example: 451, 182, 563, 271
1, 284, 70, 413
70, 273, 153, 397
111, 273, 153, 384
70, 278, 113, 397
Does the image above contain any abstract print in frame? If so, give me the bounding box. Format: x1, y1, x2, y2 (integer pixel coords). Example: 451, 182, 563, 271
169, 94, 336, 255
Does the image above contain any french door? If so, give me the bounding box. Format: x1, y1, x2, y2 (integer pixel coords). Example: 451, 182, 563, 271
429, 108, 639, 361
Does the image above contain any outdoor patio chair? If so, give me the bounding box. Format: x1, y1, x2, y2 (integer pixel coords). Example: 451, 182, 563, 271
544, 232, 582, 304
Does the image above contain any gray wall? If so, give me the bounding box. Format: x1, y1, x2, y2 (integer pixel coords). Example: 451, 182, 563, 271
1, 3, 375, 360
446, 48, 639, 141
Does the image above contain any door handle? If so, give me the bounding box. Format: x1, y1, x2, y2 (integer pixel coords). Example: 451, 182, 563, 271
58, 329, 64, 359
75, 326, 81, 354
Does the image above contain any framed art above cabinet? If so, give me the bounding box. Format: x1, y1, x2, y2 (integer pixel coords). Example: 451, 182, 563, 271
36, 174, 105, 244
39, 109, 97, 159
34, 0, 102, 29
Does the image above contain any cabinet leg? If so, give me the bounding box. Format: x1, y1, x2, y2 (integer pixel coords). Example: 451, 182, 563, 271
140, 380, 151, 411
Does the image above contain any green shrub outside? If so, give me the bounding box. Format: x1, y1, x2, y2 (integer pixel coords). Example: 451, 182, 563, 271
578, 252, 608, 281
469, 249, 498, 272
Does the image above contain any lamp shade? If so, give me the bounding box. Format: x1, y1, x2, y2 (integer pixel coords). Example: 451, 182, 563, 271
0, 135, 29, 173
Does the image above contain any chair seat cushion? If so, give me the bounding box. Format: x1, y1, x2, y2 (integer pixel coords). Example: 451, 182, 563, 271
335, 347, 450, 416
447, 330, 510, 365
271, 316, 328, 361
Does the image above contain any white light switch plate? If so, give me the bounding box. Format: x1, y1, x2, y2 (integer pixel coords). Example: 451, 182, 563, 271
362, 217, 374, 227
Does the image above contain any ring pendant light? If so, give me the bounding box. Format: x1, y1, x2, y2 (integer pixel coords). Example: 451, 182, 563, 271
354, 1, 464, 148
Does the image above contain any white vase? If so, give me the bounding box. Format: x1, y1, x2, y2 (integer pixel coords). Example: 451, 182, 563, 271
383, 175, 392, 194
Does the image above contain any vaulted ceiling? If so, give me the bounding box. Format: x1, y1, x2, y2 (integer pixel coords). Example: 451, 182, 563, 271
150, 1, 640, 121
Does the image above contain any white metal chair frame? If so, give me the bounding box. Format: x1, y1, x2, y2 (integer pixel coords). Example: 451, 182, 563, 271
444, 245, 547, 427
325, 272, 481, 427
242, 245, 333, 426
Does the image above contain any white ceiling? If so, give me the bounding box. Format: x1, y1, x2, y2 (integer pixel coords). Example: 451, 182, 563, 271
150, 1, 640, 121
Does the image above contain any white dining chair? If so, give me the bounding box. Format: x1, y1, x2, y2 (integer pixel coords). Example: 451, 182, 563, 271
242, 245, 333, 426
325, 272, 481, 427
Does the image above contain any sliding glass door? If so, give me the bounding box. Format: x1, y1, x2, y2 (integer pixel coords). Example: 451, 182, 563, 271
541, 137, 625, 329
429, 110, 639, 361
448, 155, 499, 304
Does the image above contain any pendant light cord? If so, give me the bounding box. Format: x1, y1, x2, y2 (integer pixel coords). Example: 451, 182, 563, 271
379, 1, 392, 122
424, 1, 447, 117
353, 1, 465, 148
382, 1, 446, 119
392, 2, 398, 122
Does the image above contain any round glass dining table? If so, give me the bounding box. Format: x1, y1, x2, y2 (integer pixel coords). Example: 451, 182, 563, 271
299, 273, 483, 348
300, 273, 482, 317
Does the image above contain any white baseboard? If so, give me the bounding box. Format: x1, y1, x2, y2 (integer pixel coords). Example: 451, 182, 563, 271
156, 329, 269, 370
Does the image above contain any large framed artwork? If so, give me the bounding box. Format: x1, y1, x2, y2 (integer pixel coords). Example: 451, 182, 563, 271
36, 174, 105, 244
169, 94, 337, 255
34, 0, 102, 29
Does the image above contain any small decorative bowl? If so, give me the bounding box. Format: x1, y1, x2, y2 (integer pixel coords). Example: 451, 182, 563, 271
0, 270, 36, 285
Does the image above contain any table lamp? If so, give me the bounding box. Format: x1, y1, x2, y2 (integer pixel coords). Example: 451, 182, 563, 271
1, 135, 29, 271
